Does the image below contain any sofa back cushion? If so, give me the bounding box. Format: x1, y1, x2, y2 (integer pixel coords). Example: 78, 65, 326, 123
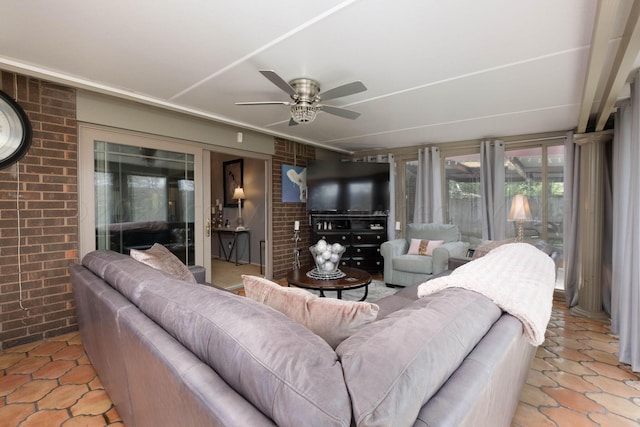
406, 223, 460, 245
82, 250, 179, 305
136, 279, 352, 427
336, 288, 501, 427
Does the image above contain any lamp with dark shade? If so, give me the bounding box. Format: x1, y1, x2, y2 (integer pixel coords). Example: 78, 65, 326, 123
509, 193, 532, 242
233, 187, 246, 230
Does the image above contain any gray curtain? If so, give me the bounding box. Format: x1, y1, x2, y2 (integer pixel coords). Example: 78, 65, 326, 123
611, 75, 640, 372
563, 132, 580, 308
355, 154, 396, 241
480, 140, 505, 240
413, 147, 442, 224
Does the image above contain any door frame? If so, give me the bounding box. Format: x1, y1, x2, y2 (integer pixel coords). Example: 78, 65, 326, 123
78, 123, 273, 280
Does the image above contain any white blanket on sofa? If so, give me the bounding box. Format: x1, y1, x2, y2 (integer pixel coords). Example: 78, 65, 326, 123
417, 243, 556, 346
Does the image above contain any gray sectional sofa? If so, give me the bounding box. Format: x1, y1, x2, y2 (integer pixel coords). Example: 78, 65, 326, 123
70, 250, 537, 427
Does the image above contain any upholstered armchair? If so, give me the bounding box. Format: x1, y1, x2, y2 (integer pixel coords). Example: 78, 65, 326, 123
380, 223, 469, 287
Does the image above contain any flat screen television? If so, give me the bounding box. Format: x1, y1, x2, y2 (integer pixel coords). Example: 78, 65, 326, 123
306, 160, 390, 213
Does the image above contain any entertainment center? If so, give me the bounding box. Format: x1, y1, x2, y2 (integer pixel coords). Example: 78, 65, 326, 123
310, 213, 387, 273
306, 160, 391, 274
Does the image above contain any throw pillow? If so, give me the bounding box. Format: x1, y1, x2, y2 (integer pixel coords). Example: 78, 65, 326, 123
407, 239, 444, 256
130, 243, 197, 284
242, 275, 379, 349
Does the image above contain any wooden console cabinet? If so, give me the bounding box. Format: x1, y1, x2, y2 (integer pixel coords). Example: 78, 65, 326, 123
310, 213, 387, 273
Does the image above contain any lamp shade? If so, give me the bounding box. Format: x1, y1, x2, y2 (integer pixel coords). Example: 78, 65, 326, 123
232, 187, 246, 200
508, 194, 532, 221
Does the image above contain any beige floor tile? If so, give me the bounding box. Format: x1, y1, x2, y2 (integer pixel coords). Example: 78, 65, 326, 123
589, 411, 640, 427
511, 403, 556, 427
0, 402, 35, 426
542, 386, 604, 413
71, 389, 113, 416
585, 391, 640, 420
544, 371, 601, 393
546, 357, 597, 376
540, 406, 600, 427
21, 408, 70, 427
33, 359, 76, 379
61, 364, 98, 385
37, 384, 88, 409
6, 379, 58, 404
582, 361, 638, 381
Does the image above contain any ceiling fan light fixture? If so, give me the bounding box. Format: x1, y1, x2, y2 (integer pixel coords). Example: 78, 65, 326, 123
291, 102, 318, 124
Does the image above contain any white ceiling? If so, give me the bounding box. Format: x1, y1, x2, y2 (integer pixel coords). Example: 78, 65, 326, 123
1, 0, 639, 154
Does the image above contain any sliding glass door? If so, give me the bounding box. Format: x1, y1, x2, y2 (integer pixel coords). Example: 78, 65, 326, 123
78, 125, 209, 275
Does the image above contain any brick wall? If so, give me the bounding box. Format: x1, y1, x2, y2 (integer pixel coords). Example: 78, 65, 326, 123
0, 72, 317, 347
0, 72, 78, 350
271, 138, 315, 279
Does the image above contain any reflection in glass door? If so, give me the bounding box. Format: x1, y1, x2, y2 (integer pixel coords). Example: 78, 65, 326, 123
94, 141, 196, 265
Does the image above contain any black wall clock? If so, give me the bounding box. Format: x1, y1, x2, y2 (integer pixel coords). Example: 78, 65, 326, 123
0, 89, 32, 169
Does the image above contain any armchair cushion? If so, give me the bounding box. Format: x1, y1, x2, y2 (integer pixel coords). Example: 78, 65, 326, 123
393, 255, 434, 274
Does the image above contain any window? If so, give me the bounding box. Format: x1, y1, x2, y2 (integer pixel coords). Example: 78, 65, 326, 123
404, 160, 418, 225
444, 152, 482, 242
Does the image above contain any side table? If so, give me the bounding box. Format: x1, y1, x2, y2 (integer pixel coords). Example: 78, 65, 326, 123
214, 227, 251, 266
448, 256, 472, 271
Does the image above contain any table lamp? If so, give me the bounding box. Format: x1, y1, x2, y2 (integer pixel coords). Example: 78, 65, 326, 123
233, 187, 246, 230
508, 193, 532, 242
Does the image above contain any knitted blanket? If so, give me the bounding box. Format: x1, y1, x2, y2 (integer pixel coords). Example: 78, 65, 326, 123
417, 243, 556, 345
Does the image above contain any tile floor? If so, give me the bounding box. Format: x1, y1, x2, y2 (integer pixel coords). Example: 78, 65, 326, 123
1, 301, 638, 426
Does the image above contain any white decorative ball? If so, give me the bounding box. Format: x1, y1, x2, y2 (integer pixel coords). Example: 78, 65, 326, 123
316, 240, 327, 252
331, 243, 344, 253
316, 255, 325, 265
330, 253, 340, 263
323, 261, 335, 271
322, 250, 332, 260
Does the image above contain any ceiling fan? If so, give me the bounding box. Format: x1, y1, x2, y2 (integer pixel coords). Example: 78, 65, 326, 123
236, 70, 367, 125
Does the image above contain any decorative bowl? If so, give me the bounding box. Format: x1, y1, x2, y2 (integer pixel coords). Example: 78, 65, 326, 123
309, 240, 345, 279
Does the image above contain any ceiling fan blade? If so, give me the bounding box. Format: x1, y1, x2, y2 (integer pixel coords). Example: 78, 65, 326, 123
235, 101, 290, 105
259, 70, 298, 97
320, 105, 361, 120
319, 81, 367, 101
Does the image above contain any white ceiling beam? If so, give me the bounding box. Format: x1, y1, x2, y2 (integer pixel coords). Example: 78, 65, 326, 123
595, 0, 640, 130
577, 0, 620, 133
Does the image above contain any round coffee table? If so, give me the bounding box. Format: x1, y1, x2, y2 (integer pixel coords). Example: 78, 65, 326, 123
286, 266, 372, 301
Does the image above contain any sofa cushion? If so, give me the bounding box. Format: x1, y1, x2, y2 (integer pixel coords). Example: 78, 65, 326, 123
130, 243, 197, 284
336, 288, 501, 427
407, 239, 444, 256
392, 254, 433, 274
136, 279, 352, 427
242, 275, 379, 349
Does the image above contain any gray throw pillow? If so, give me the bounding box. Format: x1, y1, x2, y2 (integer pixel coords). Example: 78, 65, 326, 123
130, 243, 196, 284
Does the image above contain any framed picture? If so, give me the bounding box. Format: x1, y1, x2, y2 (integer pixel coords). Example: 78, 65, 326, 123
223, 159, 243, 207
281, 164, 307, 202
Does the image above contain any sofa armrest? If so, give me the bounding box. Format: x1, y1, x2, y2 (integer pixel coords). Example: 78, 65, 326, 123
380, 239, 408, 285
189, 265, 206, 284
432, 241, 470, 274
380, 239, 408, 258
